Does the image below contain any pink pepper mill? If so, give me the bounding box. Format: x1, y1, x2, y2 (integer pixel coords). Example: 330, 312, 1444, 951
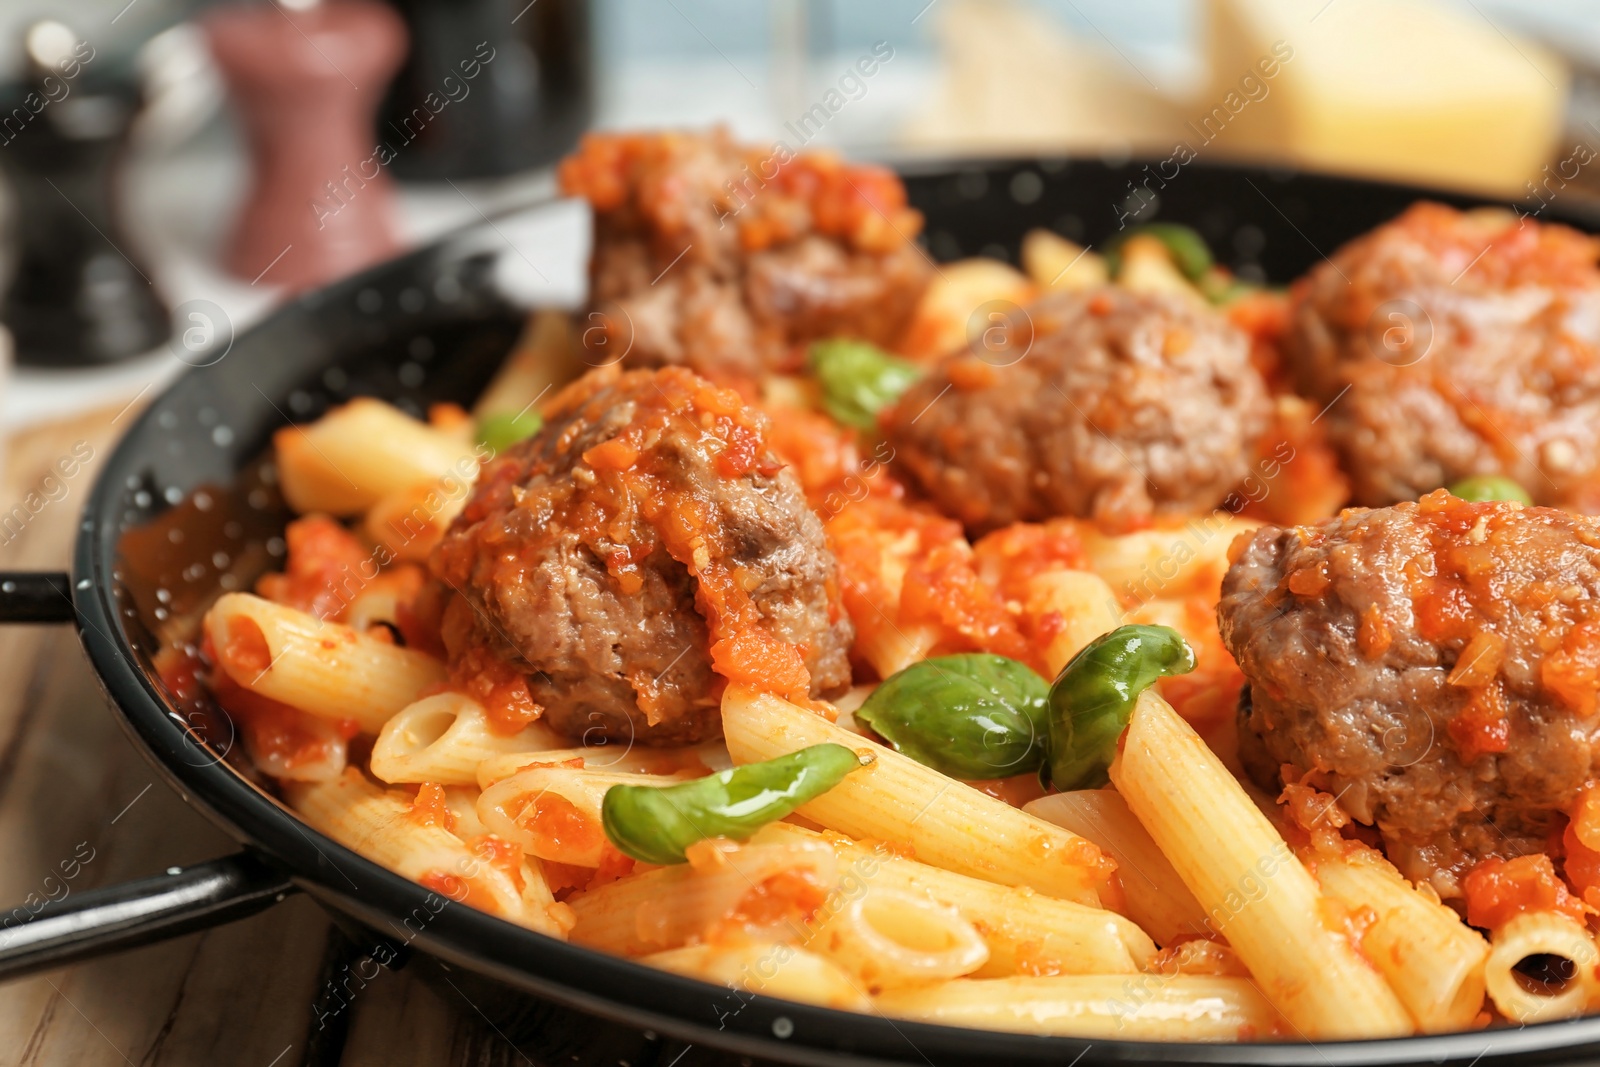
206, 0, 407, 292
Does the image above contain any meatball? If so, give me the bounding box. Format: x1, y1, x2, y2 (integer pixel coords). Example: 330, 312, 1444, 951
881, 287, 1271, 533
1287, 201, 1600, 510
431, 366, 853, 745
558, 129, 930, 378
1220, 490, 1600, 896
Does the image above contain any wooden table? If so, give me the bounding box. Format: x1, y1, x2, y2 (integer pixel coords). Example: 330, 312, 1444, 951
0, 407, 528, 1067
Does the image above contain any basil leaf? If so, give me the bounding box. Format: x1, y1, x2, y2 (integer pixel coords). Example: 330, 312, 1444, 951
1106, 222, 1214, 281
857, 654, 1049, 780
1045, 625, 1195, 790
1446, 475, 1532, 505
809, 339, 922, 431
476, 410, 543, 455
601, 744, 863, 864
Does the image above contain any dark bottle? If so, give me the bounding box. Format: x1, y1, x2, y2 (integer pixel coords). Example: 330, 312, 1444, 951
378, 0, 593, 180
0, 21, 168, 367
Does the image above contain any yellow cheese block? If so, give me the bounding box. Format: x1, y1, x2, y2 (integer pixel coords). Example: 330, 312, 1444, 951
1202, 0, 1568, 196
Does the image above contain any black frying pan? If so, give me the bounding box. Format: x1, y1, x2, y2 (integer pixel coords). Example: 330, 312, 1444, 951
4, 156, 1600, 1067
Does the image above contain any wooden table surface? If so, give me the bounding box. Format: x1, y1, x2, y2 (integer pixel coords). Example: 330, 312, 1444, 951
0, 406, 535, 1067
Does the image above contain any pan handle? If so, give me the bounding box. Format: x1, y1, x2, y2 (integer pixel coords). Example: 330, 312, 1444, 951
0, 571, 76, 623
0, 852, 298, 982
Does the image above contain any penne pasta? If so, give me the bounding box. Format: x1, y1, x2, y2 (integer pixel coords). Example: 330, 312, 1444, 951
806, 886, 989, 991
243, 709, 349, 783
874, 974, 1283, 1041
1110, 690, 1413, 1039
474, 743, 719, 789
342, 566, 426, 634
839, 521, 940, 680
855, 620, 941, 681
362, 475, 472, 563
286, 769, 565, 937
206, 593, 446, 734
1483, 911, 1600, 1024
275, 397, 483, 516
568, 839, 839, 955
721, 686, 1115, 908
643, 941, 870, 1012
1312, 851, 1488, 1032
898, 258, 1037, 360
1078, 515, 1255, 604
1023, 569, 1122, 677
471, 309, 585, 420
757, 822, 1154, 977
477, 765, 698, 868
167, 131, 1596, 1048
371, 692, 564, 786
1021, 229, 1109, 292
442, 785, 489, 840
1024, 790, 1207, 948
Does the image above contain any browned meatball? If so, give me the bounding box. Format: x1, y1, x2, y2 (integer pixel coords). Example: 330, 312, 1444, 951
881, 287, 1271, 533
1221, 490, 1600, 897
1287, 202, 1600, 510
558, 129, 930, 378
431, 366, 853, 745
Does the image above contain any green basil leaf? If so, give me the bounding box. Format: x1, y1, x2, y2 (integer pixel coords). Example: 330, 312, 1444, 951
1446, 475, 1532, 505
857, 654, 1049, 780
1106, 222, 1214, 281
476, 410, 543, 455
1045, 625, 1195, 791
809, 338, 922, 431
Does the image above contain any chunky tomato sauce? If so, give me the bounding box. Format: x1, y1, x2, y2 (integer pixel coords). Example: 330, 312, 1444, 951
1463, 853, 1588, 930
409, 782, 456, 832
825, 495, 1039, 676
558, 130, 922, 256
255, 514, 372, 621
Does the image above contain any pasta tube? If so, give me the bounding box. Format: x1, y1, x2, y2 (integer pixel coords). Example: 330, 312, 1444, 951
1024, 790, 1207, 947
1110, 690, 1412, 1038
371, 692, 563, 786
757, 822, 1154, 976
207, 593, 446, 734
363, 475, 471, 563
874, 974, 1282, 1040
568, 839, 839, 955
477, 765, 697, 867
1313, 851, 1488, 1032
1079, 516, 1255, 603
643, 942, 869, 1012
475, 744, 719, 788
721, 687, 1115, 908
1023, 569, 1121, 677
275, 397, 482, 515
1483, 911, 1600, 1024
807, 886, 989, 991
286, 769, 564, 937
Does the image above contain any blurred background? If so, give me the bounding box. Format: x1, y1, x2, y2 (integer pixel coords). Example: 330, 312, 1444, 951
0, 0, 1596, 429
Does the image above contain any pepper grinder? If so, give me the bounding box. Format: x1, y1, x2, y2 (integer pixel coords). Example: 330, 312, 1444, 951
205, 0, 407, 292
0, 21, 168, 366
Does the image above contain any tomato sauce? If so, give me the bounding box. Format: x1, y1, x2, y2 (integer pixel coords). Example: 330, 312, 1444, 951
826, 495, 1039, 676
197, 631, 357, 773
558, 131, 924, 256
1462, 853, 1588, 929
524, 793, 603, 859
409, 782, 456, 833
255, 514, 373, 622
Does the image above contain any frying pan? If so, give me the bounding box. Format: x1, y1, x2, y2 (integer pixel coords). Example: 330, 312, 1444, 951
3, 155, 1599, 1067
